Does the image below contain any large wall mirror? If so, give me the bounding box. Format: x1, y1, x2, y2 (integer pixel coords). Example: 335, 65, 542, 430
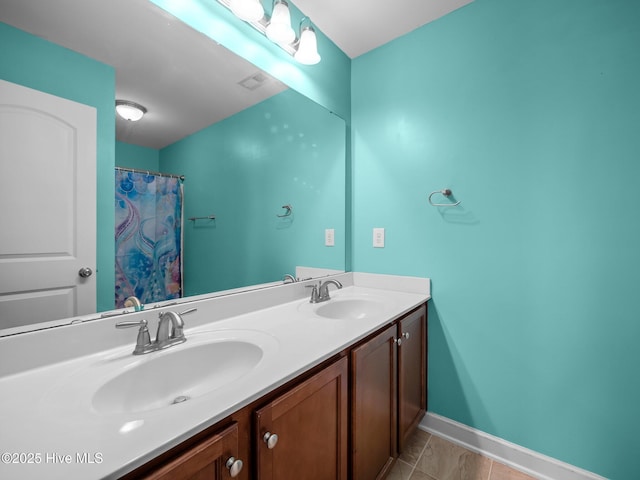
0, 0, 346, 336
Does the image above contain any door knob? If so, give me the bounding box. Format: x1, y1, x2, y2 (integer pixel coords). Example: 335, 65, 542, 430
225, 457, 243, 477
78, 267, 93, 278
263, 431, 278, 449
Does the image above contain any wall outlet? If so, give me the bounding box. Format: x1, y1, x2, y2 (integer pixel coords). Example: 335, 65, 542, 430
325, 228, 335, 247
373, 228, 385, 248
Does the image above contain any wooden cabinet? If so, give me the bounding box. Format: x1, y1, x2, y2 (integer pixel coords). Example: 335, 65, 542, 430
123, 303, 427, 480
254, 356, 349, 480
351, 305, 427, 479
137, 422, 243, 480
398, 305, 427, 452
351, 324, 398, 480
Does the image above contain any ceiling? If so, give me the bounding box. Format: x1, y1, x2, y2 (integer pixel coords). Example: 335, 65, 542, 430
0, 0, 473, 149
295, 0, 474, 59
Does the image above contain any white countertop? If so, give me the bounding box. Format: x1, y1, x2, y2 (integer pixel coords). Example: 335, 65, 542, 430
0, 273, 429, 479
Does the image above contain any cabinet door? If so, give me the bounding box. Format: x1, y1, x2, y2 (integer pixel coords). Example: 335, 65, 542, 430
398, 305, 427, 452
351, 324, 397, 480
255, 356, 348, 480
141, 422, 243, 480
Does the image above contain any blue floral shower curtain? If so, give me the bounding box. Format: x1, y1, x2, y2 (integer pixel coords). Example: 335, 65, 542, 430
115, 170, 183, 308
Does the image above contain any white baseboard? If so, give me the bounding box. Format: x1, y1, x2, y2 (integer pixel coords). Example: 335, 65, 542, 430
420, 412, 607, 480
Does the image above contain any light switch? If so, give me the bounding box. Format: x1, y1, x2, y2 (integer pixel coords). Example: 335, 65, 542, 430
325, 228, 335, 246
373, 228, 385, 248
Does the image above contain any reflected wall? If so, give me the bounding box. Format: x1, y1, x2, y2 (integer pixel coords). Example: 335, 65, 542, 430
161, 89, 346, 294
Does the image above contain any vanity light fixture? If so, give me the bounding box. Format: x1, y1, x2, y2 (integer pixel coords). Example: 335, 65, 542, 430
115, 100, 147, 122
217, 0, 321, 65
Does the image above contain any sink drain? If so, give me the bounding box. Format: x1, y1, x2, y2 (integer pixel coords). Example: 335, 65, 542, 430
171, 395, 190, 405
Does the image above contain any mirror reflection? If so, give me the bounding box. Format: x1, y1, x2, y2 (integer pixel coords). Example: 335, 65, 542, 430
0, 0, 346, 335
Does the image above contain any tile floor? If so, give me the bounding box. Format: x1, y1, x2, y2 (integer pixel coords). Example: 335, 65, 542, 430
387, 429, 538, 480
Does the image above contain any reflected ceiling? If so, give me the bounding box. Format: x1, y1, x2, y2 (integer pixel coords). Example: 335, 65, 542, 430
0, 0, 287, 149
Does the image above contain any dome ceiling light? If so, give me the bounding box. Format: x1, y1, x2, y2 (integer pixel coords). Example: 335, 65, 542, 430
115, 100, 147, 122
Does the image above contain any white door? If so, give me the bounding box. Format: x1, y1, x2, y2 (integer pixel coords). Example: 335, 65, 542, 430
0, 79, 96, 330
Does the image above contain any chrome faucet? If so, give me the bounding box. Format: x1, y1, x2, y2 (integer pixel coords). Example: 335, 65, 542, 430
283, 274, 297, 284
124, 295, 143, 311
116, 308, 196, 355
318, 279, 342, 301
307, 279, 343, 303
155, 310, 187, 349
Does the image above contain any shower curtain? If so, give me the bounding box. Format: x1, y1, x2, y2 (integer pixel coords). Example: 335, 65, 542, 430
115, 170, 183, 308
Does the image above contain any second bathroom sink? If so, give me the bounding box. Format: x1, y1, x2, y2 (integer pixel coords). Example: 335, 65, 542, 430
314, 297, 385, 320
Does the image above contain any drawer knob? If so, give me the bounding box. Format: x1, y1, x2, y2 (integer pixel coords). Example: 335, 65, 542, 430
263, 431, 279, 449
225, 457, 243, 477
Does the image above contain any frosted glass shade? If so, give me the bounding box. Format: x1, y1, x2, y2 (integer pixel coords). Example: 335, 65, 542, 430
266, 1, 295, 45
229, 0, 264, 22
115, 101, 147, 122
294, 26, 320, 65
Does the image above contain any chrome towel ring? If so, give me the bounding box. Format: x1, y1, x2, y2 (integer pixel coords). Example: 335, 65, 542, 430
428, 189, 460, 207
277, 204, 293, 217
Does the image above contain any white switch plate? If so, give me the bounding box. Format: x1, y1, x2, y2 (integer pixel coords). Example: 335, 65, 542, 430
373, 228, 385, 248
325, 228, 335, 246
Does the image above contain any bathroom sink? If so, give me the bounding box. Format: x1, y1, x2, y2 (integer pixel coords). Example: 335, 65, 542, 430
314, 298, 385, 320
295, 293, 387, 321
92, 331, 274, 415
297, 289, 391, 320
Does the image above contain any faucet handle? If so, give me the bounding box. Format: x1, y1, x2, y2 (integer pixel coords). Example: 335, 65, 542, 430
116, 319, 153, 355
172, 308, 196, 338
305, 283, 320, 303
116, 319, 148, 330
174, 308, 196, 338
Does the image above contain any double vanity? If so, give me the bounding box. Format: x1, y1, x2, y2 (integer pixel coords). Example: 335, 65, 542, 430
0, 272, 430, 479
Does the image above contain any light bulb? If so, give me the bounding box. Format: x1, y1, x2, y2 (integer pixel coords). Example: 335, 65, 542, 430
294, 26, 320, 65
229, 0, 264, 22
266, 1, 295, 45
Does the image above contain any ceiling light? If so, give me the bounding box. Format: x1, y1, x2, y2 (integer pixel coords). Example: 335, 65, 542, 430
294, 26, 320, 65
115, 100, 147, 122
229, 0, 264, 22
266, 0, 295, 45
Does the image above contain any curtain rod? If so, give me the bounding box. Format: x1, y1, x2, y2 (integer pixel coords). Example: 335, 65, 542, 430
115, 166, 185, 181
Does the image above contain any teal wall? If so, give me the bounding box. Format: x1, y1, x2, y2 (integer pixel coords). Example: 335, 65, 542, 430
352, 0, 640, 478
0, 22, 115, 313
115, 141, 159, 171
160, 89, 345, 295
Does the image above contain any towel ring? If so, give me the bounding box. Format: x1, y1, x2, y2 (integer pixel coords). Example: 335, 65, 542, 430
277, 204, 293, 217
428, 189, 461, 207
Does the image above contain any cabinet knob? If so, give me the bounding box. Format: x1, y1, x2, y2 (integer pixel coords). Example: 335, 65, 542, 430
263, 431, 279, 449
394, 337, 402, 346
225, 457, 243, 477
402, 331, 410, 341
